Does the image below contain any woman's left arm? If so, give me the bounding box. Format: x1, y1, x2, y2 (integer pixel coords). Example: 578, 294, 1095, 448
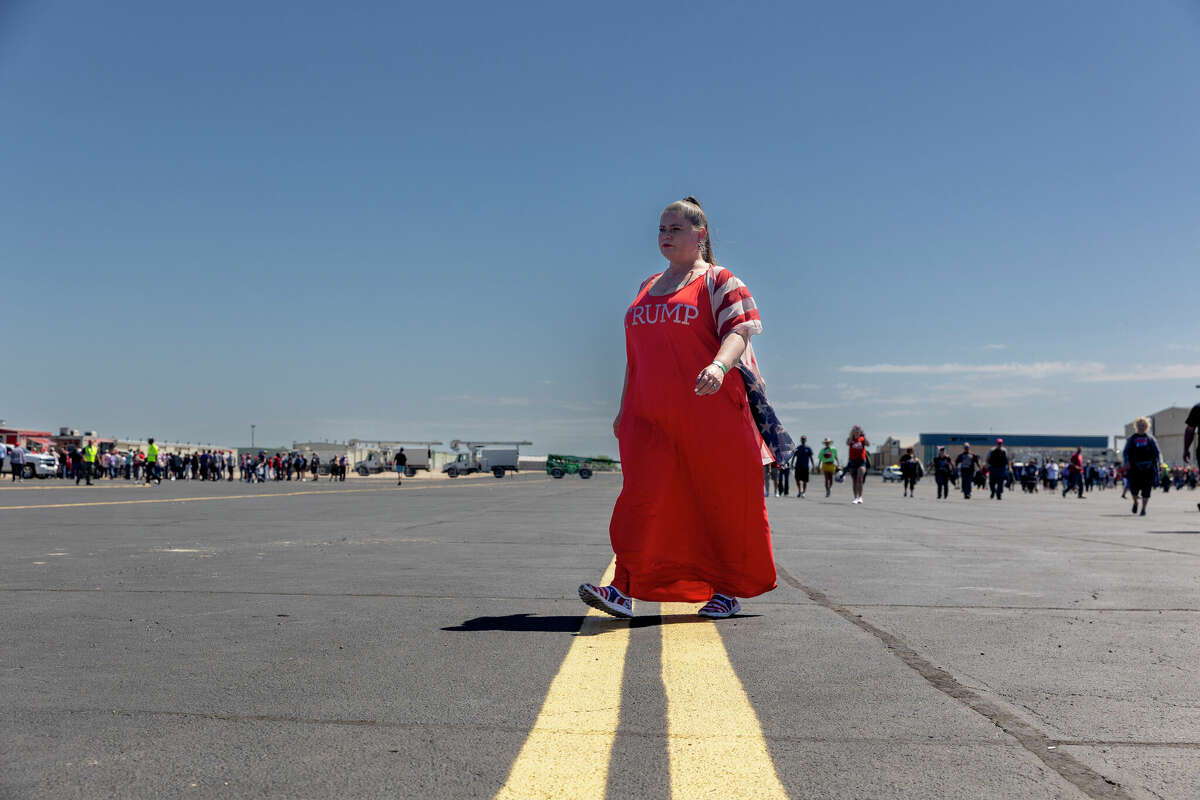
695, 330, 749, 396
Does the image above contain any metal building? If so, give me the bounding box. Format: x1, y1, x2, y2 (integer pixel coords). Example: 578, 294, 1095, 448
917, 433, 1111, 465
1123, 406, 1195, 465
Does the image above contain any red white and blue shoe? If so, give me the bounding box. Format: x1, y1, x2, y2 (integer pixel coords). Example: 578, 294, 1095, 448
578, 583, 633, 618
697, 593, 741, 618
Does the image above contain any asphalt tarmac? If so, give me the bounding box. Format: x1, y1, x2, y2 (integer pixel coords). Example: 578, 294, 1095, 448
2, 472, 1198, 799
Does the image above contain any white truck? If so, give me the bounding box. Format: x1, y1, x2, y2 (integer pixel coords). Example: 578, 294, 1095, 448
351, 441, 440, 477
354, 452, 391, 476
0, 445, 58, 479
443, 440, 531, 478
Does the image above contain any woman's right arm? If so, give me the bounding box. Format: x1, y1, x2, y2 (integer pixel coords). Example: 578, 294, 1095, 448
613, 361, 630, 438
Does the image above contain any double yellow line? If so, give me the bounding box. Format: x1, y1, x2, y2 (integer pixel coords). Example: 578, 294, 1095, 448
495, 559, 788, 799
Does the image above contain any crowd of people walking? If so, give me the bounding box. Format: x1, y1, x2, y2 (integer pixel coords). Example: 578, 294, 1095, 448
767, 426, 872, 502
764, 419, 1200, 517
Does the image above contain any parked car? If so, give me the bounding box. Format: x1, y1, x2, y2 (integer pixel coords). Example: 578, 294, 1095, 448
881, 465, 902, 482
0, 445, 58, 479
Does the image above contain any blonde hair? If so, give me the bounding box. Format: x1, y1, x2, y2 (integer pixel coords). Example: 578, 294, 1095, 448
1135, 416, 1151, 431
662, 196, 716, 265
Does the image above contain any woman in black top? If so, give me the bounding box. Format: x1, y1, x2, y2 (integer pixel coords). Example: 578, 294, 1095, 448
899, 447, 920, 498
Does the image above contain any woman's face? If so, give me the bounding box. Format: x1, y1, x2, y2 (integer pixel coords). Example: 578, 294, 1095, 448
658, 210, 705, 260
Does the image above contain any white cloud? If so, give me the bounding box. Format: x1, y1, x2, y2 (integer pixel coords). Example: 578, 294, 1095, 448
1077, 364, 1200, 383
789, 383, 823, 391
839, 362, 1104, 379
982, 343, 1007, 350
840, 361, 1200, 383
773, 400, 840, 411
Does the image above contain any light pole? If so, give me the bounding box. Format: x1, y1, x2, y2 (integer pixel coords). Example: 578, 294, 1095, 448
251, 424, 256, 449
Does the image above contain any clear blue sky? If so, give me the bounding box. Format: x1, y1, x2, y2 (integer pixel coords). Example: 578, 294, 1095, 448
4, 1, 1199, 455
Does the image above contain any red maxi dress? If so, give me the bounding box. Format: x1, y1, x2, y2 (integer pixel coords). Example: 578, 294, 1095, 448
609, 269, 776, 602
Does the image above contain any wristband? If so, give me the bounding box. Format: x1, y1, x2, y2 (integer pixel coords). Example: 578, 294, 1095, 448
711, 360, 728, 375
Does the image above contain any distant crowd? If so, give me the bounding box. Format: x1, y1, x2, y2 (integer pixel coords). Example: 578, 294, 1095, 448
765, 420, 1200, 517
237, 452, 350, 483
3, 441, 352, 485
53, 444, 240, 484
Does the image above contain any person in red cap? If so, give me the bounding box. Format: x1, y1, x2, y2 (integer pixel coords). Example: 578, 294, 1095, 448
987, 438, 1010, 500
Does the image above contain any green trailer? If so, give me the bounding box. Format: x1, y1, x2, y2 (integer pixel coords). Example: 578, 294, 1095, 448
545, 454, 619, 479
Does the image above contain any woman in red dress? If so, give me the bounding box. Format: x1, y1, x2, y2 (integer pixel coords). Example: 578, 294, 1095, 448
579, 197, 776, 620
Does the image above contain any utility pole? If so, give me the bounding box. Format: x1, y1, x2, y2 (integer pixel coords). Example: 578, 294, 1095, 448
251, 424, 256, 449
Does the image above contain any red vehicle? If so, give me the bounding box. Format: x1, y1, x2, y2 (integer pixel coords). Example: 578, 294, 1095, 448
0, 428, 59, 478
0, 428, 55, 452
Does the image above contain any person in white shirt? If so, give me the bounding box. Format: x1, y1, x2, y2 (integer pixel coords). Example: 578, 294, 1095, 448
9, 444, 26, 481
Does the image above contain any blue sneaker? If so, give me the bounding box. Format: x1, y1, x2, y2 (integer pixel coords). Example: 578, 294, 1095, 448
698, 593, 741, 618
578, 583, 633, 618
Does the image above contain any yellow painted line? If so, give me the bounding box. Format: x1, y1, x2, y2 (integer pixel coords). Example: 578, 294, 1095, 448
495, 558, 630, 800
660, 602, 789, 799
0, 484, 156, 491
0, 488, 393, 510
0, 478, 558, 511
0, 472, 573, 492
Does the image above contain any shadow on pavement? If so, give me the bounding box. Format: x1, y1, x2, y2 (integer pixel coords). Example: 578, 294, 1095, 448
442, 614, 586, 633
441, 612, 759, 633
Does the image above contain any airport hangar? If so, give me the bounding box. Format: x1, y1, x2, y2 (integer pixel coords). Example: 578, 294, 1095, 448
916, 433, 1111, 465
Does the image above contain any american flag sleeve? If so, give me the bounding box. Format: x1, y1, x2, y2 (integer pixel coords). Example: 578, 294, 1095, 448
709, 267, 763, 341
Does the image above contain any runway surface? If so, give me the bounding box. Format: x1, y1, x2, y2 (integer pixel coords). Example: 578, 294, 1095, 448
2, 473, 1198, 799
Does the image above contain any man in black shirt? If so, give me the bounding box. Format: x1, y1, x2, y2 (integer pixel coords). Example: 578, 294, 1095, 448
1183, 403, 1200, 511
395, 448, 408, 486
987, 438, 1009, 500
792, 436, 815, 499
928, 446, 954, 499
956, 444, 980, 499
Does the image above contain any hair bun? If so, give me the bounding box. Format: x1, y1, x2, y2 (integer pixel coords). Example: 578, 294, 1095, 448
682, 195, 702, 208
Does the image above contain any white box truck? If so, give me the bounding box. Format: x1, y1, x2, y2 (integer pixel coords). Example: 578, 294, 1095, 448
443, 440, 530, 478
356, 447, 435, 477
